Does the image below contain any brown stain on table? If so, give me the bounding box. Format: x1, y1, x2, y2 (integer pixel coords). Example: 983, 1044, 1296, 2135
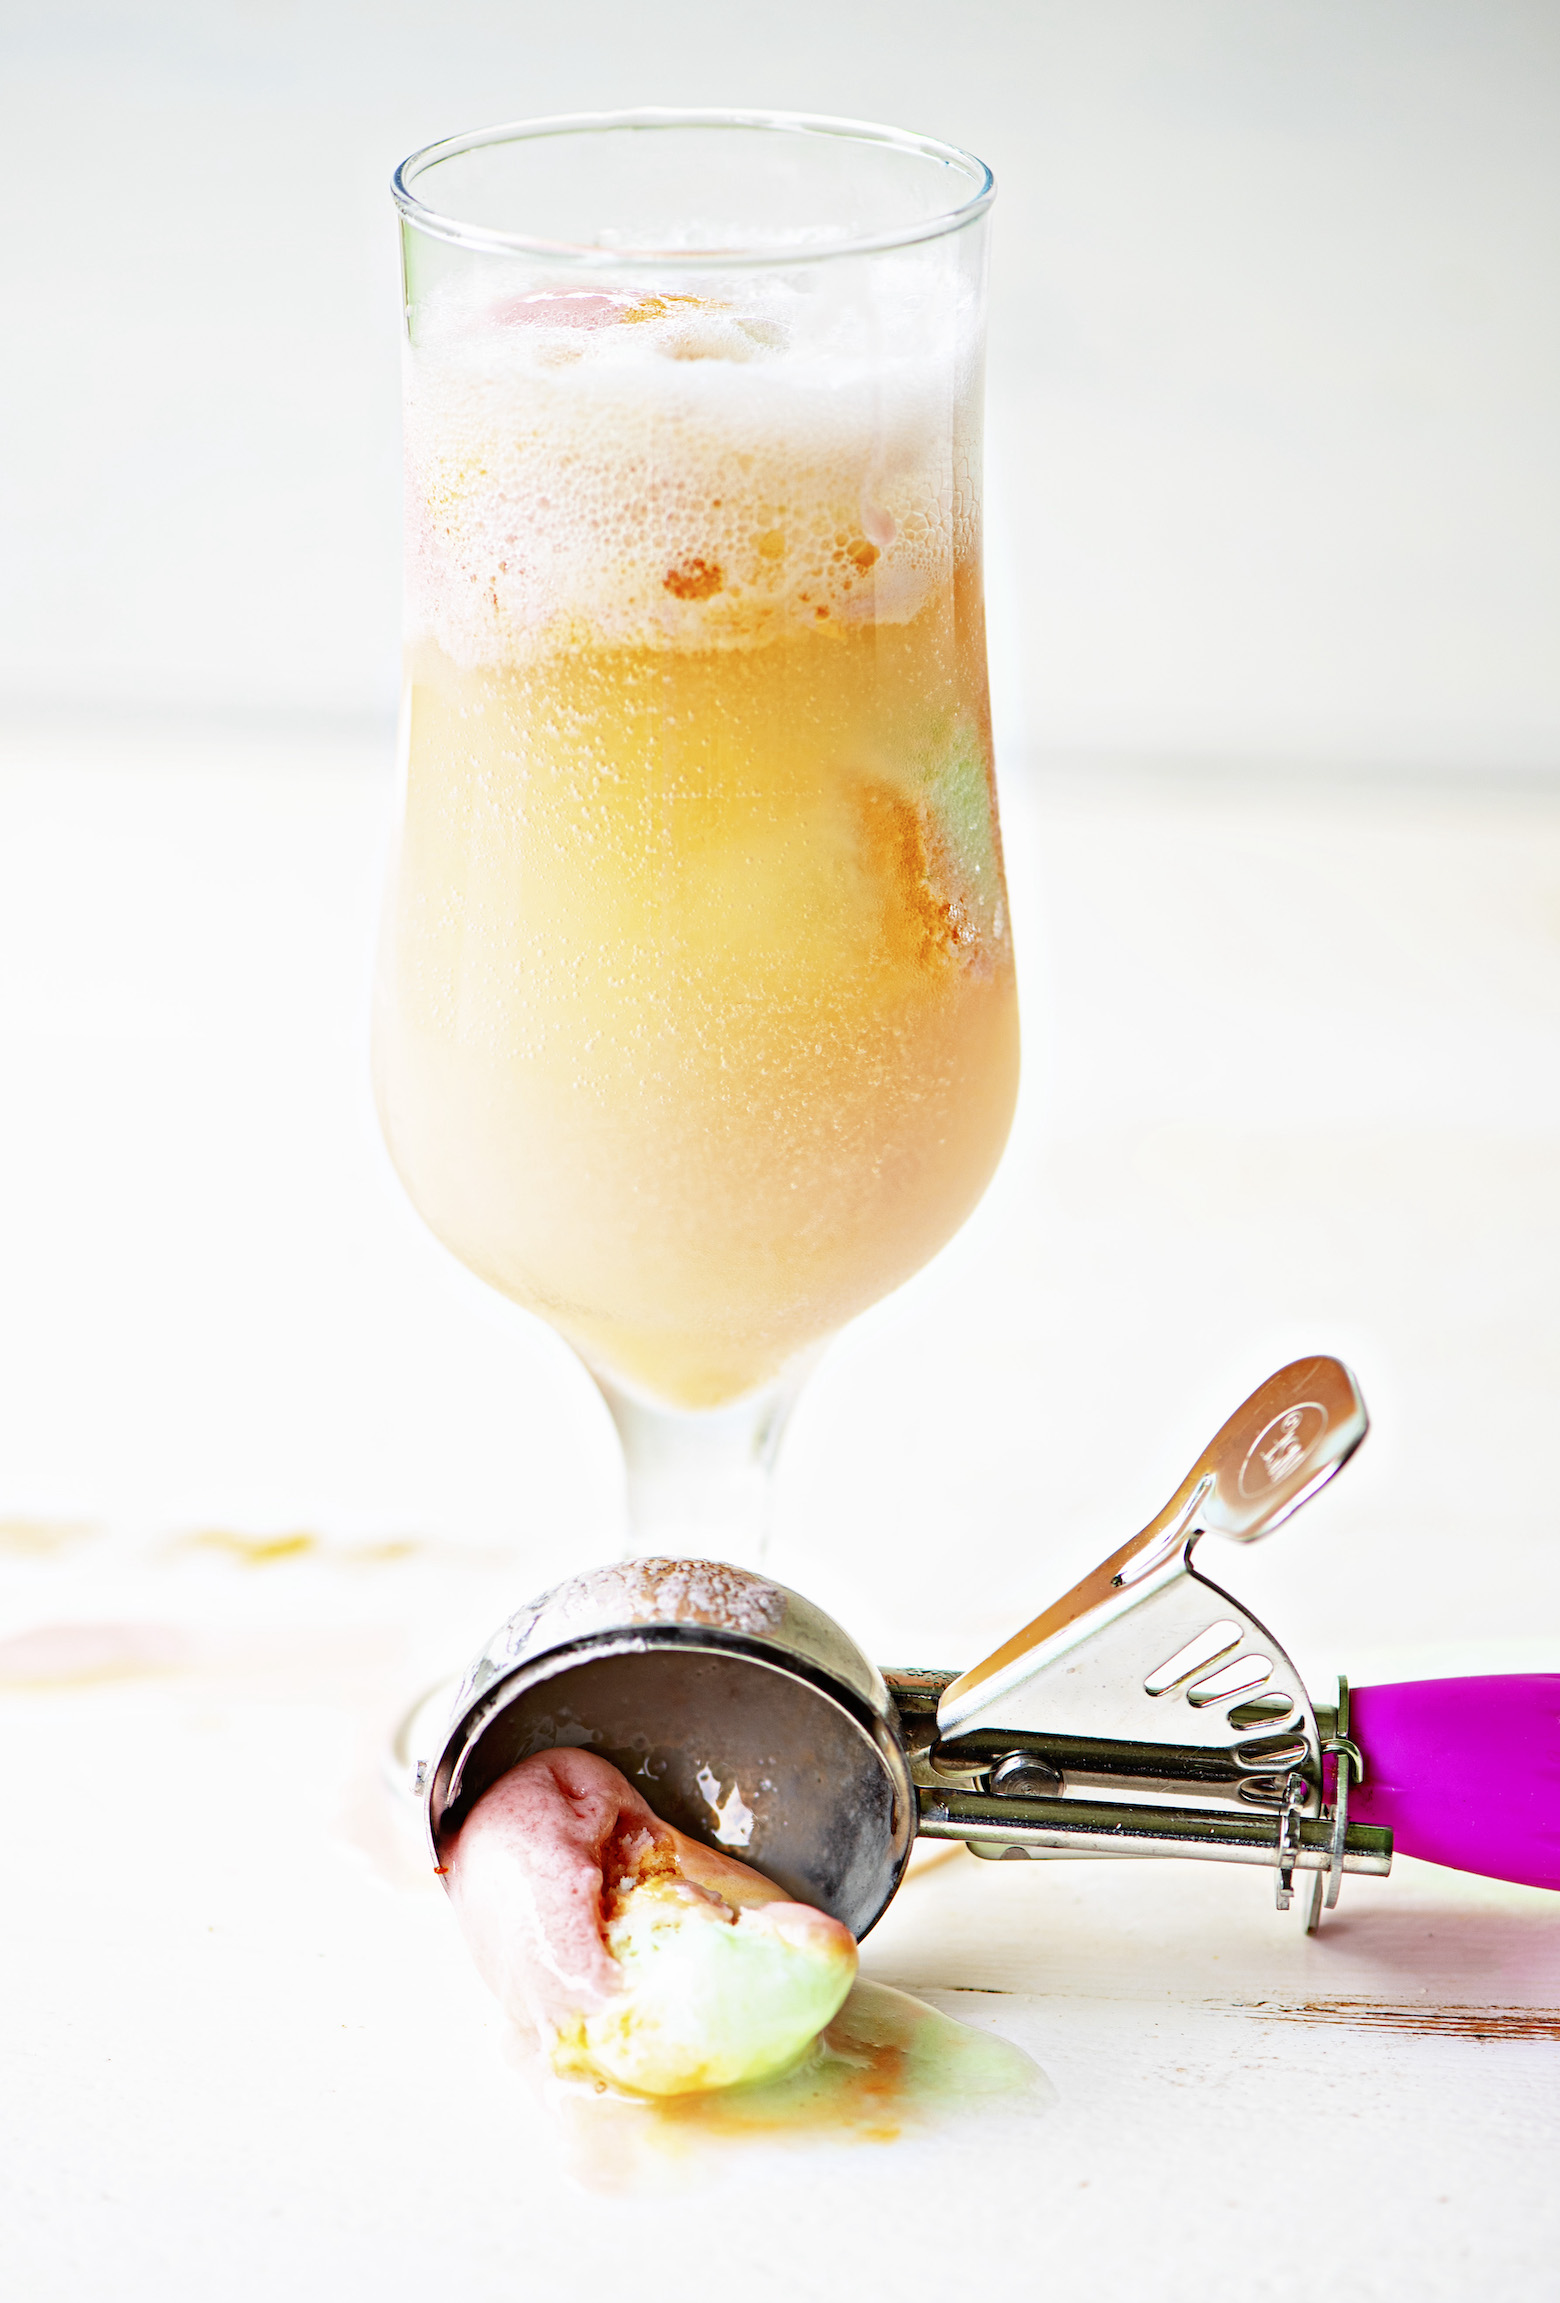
1239, 1998, 1560, 2041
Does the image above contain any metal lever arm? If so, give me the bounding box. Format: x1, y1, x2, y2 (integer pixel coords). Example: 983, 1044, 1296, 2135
936, 1356, 1368, 1743
883, 1362, 1387, 1916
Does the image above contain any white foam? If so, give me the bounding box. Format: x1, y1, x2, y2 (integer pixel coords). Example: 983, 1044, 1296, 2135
404, 271, 978, 664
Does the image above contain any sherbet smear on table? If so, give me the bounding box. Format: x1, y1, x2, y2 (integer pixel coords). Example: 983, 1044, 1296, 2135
540, 1975, 1050, 2195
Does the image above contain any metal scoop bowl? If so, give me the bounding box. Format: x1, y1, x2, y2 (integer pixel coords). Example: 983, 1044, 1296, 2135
422, 1555, 916, 1939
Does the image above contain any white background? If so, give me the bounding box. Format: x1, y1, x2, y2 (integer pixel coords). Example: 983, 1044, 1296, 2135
3, 0, 1559, 769
2, 15, 1558, 2293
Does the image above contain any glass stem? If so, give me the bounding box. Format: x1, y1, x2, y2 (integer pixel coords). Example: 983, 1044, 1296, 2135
592, 1359, 817, 1571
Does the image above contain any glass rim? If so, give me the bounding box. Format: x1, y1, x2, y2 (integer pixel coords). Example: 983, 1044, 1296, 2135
392, 108, 995, 268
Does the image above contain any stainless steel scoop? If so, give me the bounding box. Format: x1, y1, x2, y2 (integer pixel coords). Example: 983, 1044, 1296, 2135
418, 1357, 1393, 1937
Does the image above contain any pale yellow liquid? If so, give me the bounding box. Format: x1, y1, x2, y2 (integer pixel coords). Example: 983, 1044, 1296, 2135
374, 569, 1018, 1407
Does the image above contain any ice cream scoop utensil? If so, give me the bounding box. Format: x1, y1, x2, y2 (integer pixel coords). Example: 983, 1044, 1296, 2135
935, 1354, 1368, 1750
415, 1357, 1556, 1939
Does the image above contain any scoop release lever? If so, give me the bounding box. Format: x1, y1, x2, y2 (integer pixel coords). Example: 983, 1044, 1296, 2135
907, 1359, 1380, 1916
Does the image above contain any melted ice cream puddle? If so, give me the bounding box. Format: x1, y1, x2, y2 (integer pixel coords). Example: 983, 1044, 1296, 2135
536, 1978, 1050, 2195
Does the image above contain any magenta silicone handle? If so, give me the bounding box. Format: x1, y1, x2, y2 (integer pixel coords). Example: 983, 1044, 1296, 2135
1348, 1676, 1560, 1892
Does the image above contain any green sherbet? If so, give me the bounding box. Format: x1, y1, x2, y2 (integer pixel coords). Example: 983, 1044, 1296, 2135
919, 710, 1002, 938
556, 1878, 857, 2097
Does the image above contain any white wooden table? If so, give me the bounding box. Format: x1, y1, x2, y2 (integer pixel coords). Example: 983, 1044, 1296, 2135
2, 729, 1556, 2297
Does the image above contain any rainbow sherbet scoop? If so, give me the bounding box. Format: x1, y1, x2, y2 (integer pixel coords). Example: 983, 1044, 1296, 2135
444, 1748, 857, 2096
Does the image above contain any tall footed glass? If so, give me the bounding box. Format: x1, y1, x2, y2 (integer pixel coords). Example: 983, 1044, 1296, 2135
375, 113, 1018, 1567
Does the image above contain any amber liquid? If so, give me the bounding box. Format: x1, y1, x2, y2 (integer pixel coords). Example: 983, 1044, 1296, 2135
374, 567, 1017, 1408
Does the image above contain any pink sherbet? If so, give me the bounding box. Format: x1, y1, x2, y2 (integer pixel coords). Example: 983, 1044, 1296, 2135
444, 1749, 672, 2032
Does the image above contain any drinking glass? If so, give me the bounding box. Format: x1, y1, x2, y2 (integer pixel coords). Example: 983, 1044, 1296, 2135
376, 111, 1018, 1566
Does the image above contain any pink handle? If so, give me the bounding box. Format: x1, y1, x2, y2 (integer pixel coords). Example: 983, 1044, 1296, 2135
1349, 1676, 1560, 1892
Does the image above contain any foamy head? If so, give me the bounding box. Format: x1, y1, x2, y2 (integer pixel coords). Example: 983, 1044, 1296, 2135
404, 267, 979, 664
